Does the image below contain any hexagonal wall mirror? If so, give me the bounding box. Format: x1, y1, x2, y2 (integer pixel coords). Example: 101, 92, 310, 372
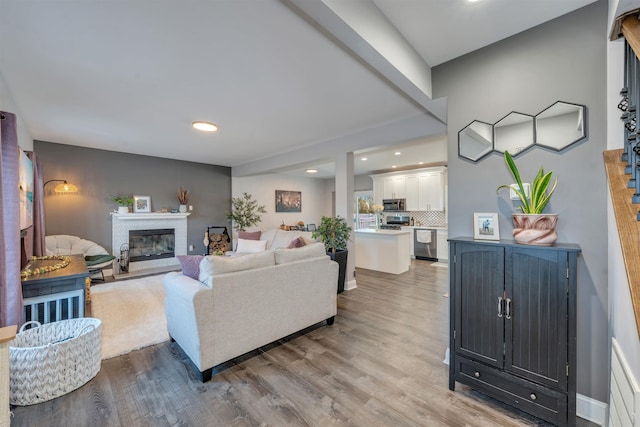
493, 112, 535, 156
535, 101, 586, 151
458, 120, 494, 162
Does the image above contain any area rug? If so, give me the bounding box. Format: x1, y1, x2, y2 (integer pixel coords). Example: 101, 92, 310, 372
90, 275, 169, 360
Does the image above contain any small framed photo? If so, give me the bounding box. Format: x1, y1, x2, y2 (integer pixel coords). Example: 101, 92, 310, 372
473, 212, 500, 240
133, 195, 151, 213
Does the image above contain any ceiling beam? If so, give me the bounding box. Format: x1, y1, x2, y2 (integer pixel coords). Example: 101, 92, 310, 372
282, 0, 446, 123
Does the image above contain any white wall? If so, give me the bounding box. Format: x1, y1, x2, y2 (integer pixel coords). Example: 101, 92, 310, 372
0, 72, 33, 150
231, 174, 332, 234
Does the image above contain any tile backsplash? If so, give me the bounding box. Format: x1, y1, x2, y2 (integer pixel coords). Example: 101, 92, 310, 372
402, 211, 447, 227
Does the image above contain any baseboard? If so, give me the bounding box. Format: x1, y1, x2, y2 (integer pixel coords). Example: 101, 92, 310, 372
344, 278, 357, 291
577, 393, 607, 426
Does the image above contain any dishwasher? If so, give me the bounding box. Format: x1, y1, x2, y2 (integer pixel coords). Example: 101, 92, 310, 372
414, 228, 437, 261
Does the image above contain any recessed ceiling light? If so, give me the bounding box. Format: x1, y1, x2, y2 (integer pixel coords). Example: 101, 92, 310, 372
467, 0, 482, 3
305, 169, 318, 174
361, 157, 368, 161
394, 152, 401, 156
192, 121, 218, 132
392, 165, 397, 168
418, 162, 424, 165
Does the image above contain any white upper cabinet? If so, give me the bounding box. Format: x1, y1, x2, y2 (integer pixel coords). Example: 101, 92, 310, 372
383, 175, 406, 199
418, 171, 444, 211
405, 175, 419, 211
371, 167, 446, 212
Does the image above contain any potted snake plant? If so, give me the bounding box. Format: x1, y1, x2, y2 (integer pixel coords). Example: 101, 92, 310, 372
312, 215, 352, 293
496, 150, 559, 246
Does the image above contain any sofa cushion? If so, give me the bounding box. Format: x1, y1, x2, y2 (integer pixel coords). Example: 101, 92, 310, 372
236, 238, 267, 253
238, 230, 261, 240
270, 230, 314, 250
274, 242, 327, 265
176, 255, 204, 279
198, 251, 275, 286
287, 236, 306, 249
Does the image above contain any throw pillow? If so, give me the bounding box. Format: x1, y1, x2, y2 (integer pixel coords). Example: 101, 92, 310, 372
236, 238, 267, 253
176, 255, 204, 279
287, 236, 306, 249
238, 230, 261, 240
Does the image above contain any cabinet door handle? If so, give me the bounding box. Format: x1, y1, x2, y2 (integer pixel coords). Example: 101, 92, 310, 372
497, 297, 504, 318
474, 371, 480, 378
505, 298, 512, 319
530, 393, 537, 401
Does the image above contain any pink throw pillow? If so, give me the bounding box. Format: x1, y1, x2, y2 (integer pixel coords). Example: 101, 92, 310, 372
176, 255, 204, 279
238, 230, 261, 240
287, 236, 306, 249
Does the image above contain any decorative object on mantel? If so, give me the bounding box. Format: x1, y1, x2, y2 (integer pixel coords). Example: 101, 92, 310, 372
111, 194, 134, 214
177, 187, 189, 213
497, 150, 558, 246
312, 216, 352, 293
133, 195, 151, 213
225, 192, 266, 231
458, 101, 587, 162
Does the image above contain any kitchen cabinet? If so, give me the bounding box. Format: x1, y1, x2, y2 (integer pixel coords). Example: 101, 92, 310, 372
448, 237, 580, 426
418, 171, 444, 211
383, 176, 405, 199
405, 176, 419, 211
401, 226, 415, 258
436, 229, 448, 261
371, 167, 446, 212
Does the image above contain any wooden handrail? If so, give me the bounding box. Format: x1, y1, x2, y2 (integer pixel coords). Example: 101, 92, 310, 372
604, 149, 640, 336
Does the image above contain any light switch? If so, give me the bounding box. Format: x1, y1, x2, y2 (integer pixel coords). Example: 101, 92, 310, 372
509, 183, 530, 200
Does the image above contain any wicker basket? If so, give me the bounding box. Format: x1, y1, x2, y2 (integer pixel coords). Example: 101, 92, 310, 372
10, 317, 102, 406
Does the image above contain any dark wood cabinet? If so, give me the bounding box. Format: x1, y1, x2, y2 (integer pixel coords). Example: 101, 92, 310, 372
449, 237, 580, 426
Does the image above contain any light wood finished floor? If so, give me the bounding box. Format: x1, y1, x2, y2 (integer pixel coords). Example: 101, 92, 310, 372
11, 261, 597, 426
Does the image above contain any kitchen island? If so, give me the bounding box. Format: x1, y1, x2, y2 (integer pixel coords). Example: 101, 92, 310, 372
354, 229, 411, 274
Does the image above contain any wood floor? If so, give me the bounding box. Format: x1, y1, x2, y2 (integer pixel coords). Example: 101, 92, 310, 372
11, 261, 597, 427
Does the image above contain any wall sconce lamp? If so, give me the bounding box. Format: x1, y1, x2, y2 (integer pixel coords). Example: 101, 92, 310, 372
44, 179, 78, 193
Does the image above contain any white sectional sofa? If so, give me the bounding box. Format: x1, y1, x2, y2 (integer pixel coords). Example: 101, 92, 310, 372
164, 241, 338, 382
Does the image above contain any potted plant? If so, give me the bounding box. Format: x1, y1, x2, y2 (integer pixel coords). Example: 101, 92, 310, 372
312, 215, 353, 293
177, 187, 189, 213
496, 150, 558, 246
111, 195, 134, 214
225, 192, 267, 231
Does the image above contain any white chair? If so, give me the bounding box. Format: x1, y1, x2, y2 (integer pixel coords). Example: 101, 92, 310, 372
45, 235, 115, 282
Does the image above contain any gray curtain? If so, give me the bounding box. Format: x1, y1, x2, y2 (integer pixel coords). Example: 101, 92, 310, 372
25, 151, 45, 257
0, 111, 23, 327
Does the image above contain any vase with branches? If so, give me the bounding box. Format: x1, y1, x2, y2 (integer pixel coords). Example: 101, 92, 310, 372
177, 187, 189, 212
225, 192, 267, 231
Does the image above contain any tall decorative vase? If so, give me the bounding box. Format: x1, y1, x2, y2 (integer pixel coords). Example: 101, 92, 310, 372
512, 213, 558, 246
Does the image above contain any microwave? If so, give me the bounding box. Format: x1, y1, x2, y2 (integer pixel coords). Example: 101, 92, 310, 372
382, 199, 406, 212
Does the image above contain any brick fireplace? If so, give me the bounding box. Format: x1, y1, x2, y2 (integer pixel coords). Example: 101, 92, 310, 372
111, 212, 190, 275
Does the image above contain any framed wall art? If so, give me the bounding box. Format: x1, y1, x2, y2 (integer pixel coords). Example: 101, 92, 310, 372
473, 212, 500, 240
275, 190, 301, 213
133, 195, 151, 213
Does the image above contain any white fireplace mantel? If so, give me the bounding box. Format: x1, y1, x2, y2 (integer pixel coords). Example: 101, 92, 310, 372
110, 212, 191, 220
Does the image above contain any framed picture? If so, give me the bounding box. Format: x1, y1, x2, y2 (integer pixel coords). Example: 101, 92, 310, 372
473, 212, 500, 240
133, 195, 151, 213
275, 190, 302, 213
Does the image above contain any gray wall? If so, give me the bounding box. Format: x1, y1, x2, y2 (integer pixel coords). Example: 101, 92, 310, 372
35, 141, 231, 254
433, 1, 608, 402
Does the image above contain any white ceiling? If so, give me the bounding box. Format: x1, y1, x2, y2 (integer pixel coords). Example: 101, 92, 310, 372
0, 0, 597, 178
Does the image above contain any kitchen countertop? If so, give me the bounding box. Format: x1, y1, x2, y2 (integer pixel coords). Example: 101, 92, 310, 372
354, 229, 412, 235
398, 225, 448, 229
